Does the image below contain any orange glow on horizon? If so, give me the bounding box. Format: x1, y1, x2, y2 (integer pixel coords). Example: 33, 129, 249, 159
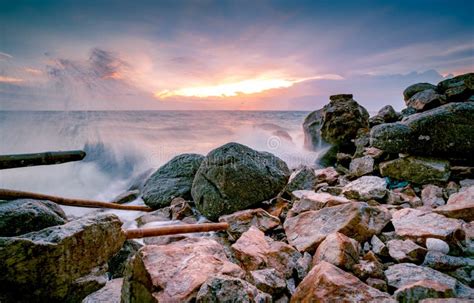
154, 74, 343, 99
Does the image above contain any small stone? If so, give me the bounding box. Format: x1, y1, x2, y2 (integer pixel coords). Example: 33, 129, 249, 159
387, 239, 427, 263
231, 226, 301, 278
394, 280, 455, 302
422, 185, 446, 208
342, 176, 387, 201
314, 167, 339, 185
406, 89, 446, 112
286, 167, 317, 193
371, 235, 389, 257
391, 208, 464, 243
366, 278, 388, 292
312, 232, 359, 271
111, 190, 140, 204
219, 208, 280, 240
287, 191, 351, 217
426, 238, 450, 254
434, 185, 474, 221
249, 268, 286, 295
83, 278, 123, 303
196, 275, 272, 303
291, 261, 395, 302
349, 156, 375, 177
295, 252, 312, 280
422, 251, 474, 272
403, 83, 437, 101
352, 252, 384, 280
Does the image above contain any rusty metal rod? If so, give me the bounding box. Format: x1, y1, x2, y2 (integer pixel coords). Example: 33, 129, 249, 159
0, 150, 86, 170
124, 222, 229, 239
0, 188, 153, 212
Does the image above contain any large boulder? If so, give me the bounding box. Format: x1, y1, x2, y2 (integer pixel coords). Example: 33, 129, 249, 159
320, 94, 369, 146
385, 263, 474, 299
192, 143, 290, 220
0, 199, 67, 236
0, 213, 125, 303
370, 102, 474, 163
403, 83, 437, 101
406, 89, 446, 112
437, 72, 474, 102
379, 156, 451, 184
291, 261, 395, 302
121, 238, 244, 302
284, 202, 391, 253
142, 153, 204, 208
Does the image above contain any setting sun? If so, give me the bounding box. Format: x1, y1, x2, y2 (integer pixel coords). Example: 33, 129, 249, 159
154, 75, 343, 98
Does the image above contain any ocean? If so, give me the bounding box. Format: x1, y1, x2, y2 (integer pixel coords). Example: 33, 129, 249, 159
0, 111, 326, 220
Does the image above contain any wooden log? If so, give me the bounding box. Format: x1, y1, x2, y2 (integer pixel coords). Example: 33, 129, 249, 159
124, 222, 229, 239
0, 188, 153, 212
0, 150, 86, 170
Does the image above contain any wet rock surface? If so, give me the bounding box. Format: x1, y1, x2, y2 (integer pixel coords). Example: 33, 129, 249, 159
192, 142, 290, 220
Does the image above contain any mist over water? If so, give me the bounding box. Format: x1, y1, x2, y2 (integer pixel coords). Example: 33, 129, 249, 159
0, 111, 323, 216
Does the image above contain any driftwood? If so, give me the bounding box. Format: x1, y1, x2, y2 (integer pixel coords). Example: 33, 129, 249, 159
0, 188, 153, 212
0, 150, 86, 170
124, 222, 229, 239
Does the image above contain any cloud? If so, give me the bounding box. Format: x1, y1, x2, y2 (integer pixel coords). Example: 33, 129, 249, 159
24, 68, 43, 76
0, 51, 12, 61
0, 76, 23, 83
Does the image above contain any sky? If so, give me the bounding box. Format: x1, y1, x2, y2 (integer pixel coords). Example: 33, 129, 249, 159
0, 0, 473, 111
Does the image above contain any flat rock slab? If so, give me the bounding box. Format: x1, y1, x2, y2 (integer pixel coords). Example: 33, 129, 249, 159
284, 202, 391, 253
291, 261, 395, 302
121, 238, 244, 302
0, 213, 125, 303
434, 185, 474, 221
385, 263, 474, 299
391, 208, 464, 243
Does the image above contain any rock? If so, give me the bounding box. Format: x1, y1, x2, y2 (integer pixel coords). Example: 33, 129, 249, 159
406, 89, 446, 112
231, 226, 301, 278
391, 208, 464, 242
295, 252, 312, 280
367, 278, 388, 292
196, 275, 272, 302
291, 261, 395, 303
192, 143, 290, 220
0, 199, 67, 237
394, 280, 455, 302
219, 208, 280, 240
434, 185, 474, 221
142, 153, 204, 208
444, 182, 459, 199
370, 102, 474, 162
0, 213, 125, 303
82, 278, 123, 303
388, 186, 422, 208
319, 94, 370, 146
387, 239, 427, 263
426, 238, 450, 254
420, 299, 473, 303
287, 191, 351, 217
108, 240, 143, 279
352, 255, 385, 281
249, 268, 286, 295
437, 73, 474, 102
378, 105, 399, 122
385, 263, 474, 299
342, 176, 387, 201
422, 251, 474, 272
284, 202, 391, 253
303, 109, 324, 149
422, 185, 446, 208
312, 232, 359, 271
121, 238, 244, 302
285, 167, 317, 193
349, 156, 375, 177
135, 207, 171, 226
459, 179, 474, 188
380, 156, 450, 184
314, 167, 339, 185
371, 235, 389, 257
404, 83, 437, 101
111, 189, 139, 204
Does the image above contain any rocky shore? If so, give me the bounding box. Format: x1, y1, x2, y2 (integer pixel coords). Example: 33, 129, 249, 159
1, 72, 473, 302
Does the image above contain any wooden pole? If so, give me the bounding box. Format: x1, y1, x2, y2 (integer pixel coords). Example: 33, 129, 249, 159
0, 150, 86, 170
124, 222, 229, 239
0, 188, 153, 212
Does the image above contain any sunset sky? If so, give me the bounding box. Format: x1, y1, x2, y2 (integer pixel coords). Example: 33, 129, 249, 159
0, 0, 473, 111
